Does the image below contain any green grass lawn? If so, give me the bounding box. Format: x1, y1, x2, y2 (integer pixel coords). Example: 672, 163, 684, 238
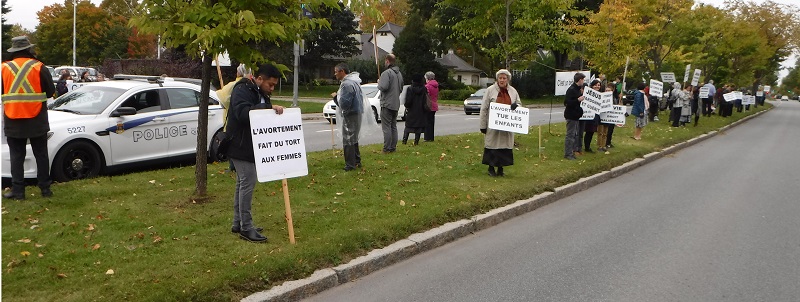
1, 104, 770, 301
270, 100, 326, 114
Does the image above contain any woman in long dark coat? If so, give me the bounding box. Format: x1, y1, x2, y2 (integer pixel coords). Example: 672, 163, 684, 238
402, 74, 429, 145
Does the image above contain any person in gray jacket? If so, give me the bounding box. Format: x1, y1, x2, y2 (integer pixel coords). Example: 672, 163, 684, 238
377, 54, 403, 153
333, 63, 363, 171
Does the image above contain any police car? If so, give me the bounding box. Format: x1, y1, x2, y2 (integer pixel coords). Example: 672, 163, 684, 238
1, 75, 225, 182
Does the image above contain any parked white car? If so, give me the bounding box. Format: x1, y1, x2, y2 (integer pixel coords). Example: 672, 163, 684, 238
323, 83, 408, 123
1, 75, 224, 182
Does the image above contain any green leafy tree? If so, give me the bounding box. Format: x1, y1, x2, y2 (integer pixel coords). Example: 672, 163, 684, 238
302, 2, 360, 69
2, 0, 12, 61
393, 13, 448, 85
130, 0, 338, 196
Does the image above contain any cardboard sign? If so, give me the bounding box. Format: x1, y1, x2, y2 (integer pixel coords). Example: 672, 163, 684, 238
649, 79, 663, 97
555, 71, 591, 96
579, 88, 603, 120
691, 69, 702, 86
600, 91, 614, 113
743, 95, 756, 105
699, 87, 710, 99
600, 105, 627, 125
764, 86, 771, 92
660, 72, 676, 83
756, 91, 764, 97
723, 92, 737, 102
249, 108, 308, 182
684, 64, 691, 82
488, 102, 530, 134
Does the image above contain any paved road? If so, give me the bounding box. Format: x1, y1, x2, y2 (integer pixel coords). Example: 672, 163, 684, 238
302, 105, 566, 152
303, 100, 800, 301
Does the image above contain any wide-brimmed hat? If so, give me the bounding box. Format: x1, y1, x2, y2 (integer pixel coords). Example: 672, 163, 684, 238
7, 36, 35, 53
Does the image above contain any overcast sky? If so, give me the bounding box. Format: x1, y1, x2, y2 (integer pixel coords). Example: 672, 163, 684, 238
4, 0, 797, 82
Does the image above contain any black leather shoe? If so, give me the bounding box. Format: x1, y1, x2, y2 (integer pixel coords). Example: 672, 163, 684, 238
487, 166, 497, 177
3, 191, 24, 200
239, 229, 268, 243
231, 226, 263, 234
41, 188, 53, 198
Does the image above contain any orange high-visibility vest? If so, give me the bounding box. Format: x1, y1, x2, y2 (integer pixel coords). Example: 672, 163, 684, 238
2, 57, 45, 119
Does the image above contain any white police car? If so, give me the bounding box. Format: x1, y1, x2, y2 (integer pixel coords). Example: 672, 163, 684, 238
1, 75, 225, 182
322, 83, 408, 124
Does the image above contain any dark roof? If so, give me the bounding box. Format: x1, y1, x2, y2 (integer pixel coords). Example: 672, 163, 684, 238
376, 22, 404, 38
435, 52, 482, 73
355, 34, 389, 60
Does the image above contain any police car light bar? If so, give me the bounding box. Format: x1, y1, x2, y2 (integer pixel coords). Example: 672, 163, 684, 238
113, 74, 164, 83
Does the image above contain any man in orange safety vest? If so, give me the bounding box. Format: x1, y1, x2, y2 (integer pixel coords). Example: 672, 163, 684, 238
1, 36, 56, 200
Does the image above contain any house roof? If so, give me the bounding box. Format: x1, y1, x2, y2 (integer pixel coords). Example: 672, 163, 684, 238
376, 22, 404, 38
436, 51, 482, 73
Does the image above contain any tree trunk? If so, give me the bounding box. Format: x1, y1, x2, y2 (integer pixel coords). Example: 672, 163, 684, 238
194, 54, 212, 197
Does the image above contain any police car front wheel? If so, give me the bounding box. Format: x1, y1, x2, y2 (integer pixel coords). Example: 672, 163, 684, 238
52, 140, 103, 182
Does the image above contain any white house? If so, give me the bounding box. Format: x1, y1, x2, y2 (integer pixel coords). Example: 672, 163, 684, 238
435, 50, 485, 87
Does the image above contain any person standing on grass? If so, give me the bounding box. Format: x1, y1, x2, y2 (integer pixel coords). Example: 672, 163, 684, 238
479, 69, 521, 176
631, 82, 648, 140
402, 74, 429, 145
583, 80, 602, 153
597, 83, 616, 152
332, 63, 364, 171
1, 36, 56, 200
702, 80, 716, 117
423, 71, 439, 142
563, 72, 585, 160
226, 64, 285, 243
377, 54, 403, 153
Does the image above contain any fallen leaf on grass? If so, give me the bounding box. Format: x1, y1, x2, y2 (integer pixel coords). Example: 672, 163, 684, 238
16, 238, 31, 243
87, 224, 96, 231
106, 269, 114, 275
57, 273, 67, 278
400, 200, 405, 206
38, 253, 44, 258
335, 192, 344, 196
91, 244, 100, 251
152, 236, 162, 243
35, 243, 44, 248
148, 180, 156, 184
20, 251, 30, 257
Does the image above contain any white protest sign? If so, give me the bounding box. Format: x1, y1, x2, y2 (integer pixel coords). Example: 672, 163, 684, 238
743, 95, 756, 105
649, 79, 663, 97
699, 87, 710, 99
756, 91, 764, 97
735, 91, 743, 100
684, 64, 691, 82
723, 92, 737, 102
600, 105, 627, 125
555, 71, 591, 96
579, 88, 603, 120
691, 69, 702, 86
249, 108, 308, 182
764, 86, 771, 93
600, 91, 614, 113
660, 72, 676, 83
488, 102, 530, 134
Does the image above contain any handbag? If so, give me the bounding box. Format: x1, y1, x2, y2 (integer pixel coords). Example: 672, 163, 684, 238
423, 93, 432, 111
215, 131, 233, 160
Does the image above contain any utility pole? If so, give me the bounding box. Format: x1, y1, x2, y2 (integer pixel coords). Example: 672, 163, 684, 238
72, 0, 76, 66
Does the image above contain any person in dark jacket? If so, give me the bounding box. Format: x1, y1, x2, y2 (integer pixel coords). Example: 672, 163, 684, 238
1, 36, 56, 200
402, 74, 428, 145
563, 72, 585, 160
56, 70, 71, 97
225, 64, 285, 243
631, 82, 648, 140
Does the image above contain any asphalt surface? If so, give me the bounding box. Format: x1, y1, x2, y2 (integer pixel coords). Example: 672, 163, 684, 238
300, 100, 800, 302
300, 104, 566, 152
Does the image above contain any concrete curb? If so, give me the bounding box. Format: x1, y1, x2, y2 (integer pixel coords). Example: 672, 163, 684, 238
242, 106, 772, 302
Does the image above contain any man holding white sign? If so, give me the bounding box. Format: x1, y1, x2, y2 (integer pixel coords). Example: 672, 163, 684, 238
701, 80, 716, 117
226, 64, 286, 243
